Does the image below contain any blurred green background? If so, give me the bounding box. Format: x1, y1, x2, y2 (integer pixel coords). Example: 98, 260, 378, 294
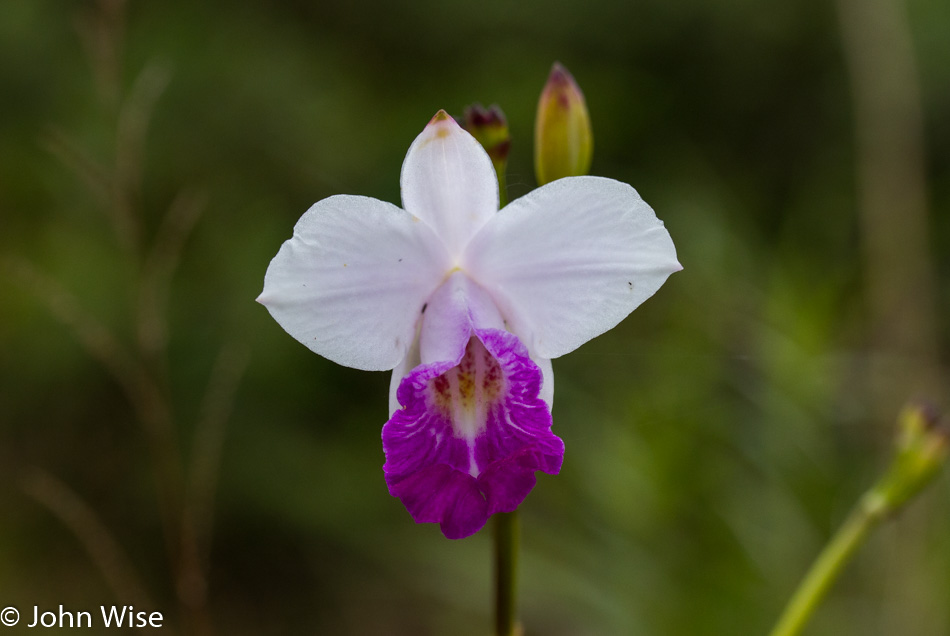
2, 0, 949, 634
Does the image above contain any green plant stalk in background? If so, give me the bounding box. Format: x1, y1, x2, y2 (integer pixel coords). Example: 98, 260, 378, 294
494, 511, 520, 636
768, 403, 949, 636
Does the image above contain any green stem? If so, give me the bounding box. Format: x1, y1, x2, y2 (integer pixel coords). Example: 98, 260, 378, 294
496, 167, 508, 208
491, 148, 516, 636
768, 403, 949, 636
768, 495, 884, 636
494, 510, 519, 636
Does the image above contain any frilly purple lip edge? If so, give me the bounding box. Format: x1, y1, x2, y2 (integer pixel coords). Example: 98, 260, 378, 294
382, 327, 564, 539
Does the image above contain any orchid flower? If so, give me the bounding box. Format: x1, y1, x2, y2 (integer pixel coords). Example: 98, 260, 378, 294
258, 110, 681, 539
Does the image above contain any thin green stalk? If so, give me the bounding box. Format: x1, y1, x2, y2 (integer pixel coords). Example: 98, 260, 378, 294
768, 495, 883, 636
494, 511, 519, 636
767, 404, 948, 636
497, 169, 508, 208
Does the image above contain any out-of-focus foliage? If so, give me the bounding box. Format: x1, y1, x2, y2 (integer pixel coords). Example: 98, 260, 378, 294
1, 1, 949, 634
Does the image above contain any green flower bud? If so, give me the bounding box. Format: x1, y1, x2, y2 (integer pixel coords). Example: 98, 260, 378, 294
463, 104, 510, 166
462, 104, 511, 203
534, 62, 593, 186
864, 401, 949, 517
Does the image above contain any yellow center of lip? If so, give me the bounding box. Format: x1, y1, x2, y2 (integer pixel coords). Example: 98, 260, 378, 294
430, 337, 505, 445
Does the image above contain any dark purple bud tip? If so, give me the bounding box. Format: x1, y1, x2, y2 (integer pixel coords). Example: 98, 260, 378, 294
462, 103, 510, 163
547, 62, 576, 90
904, 399, 947, 434
915, 400, 942, 430
465, 103, 507, 129
897, 400, 950, 455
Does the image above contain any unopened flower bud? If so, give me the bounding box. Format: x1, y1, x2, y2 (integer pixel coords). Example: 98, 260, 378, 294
463, 104, 510, 166
865, 401, 949, 517
534, 62, 593, 186
462, 104, 511, 202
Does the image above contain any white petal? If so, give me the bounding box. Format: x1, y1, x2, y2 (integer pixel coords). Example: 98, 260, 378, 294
389, 333, 420, 416
419, 272, 508, 365
534, 355, 554, 408
400, 111, 499, 257
259, 195, 450, 371
418, 272, 472, 366
463, 176, 681, 359
390, 272, 509, 415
